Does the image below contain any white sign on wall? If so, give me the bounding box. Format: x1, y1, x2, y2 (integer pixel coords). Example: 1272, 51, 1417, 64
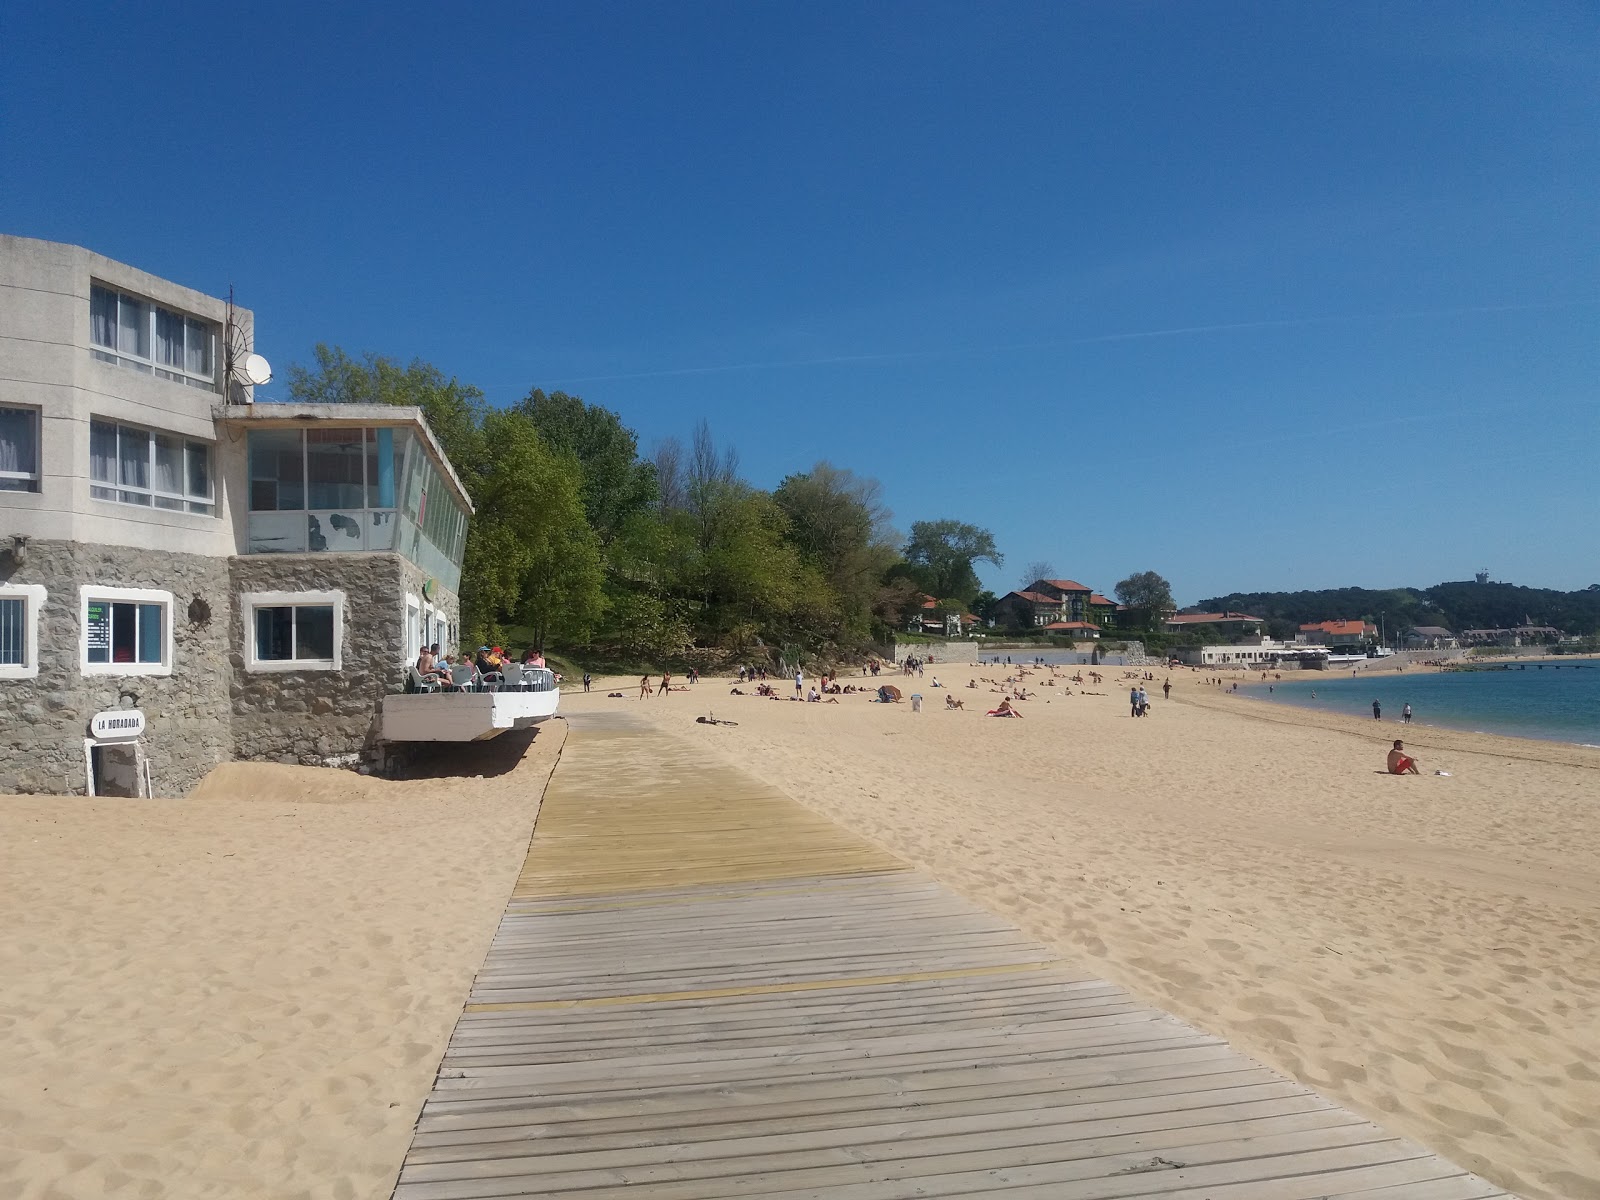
89, 709, 146, 742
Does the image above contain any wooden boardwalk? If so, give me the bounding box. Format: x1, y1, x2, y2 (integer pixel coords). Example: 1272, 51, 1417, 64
392, 712, 1513, 1200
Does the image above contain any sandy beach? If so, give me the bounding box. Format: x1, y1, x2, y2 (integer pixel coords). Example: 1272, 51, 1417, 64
575, 662, 1600, 1200
0, 725, 564, 1200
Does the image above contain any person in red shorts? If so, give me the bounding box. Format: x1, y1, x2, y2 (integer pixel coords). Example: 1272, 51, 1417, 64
1386, 740, 1421, 775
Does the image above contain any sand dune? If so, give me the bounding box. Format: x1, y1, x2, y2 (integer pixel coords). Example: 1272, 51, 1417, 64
0, 723, 565, 1200
591, 664, 1600, 1200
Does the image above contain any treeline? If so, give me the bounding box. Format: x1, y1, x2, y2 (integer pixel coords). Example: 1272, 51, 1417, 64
286, 347, 1003, 664
1194, 582, 1600, 639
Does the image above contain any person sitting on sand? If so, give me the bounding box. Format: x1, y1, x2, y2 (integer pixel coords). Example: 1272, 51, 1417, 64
945, 694, 964, 710
987, 698, 1022, 717
729, 686, 745, 695
1387, 740, 1421, 775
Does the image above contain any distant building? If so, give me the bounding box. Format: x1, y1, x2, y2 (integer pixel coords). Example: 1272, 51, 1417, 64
907, 594, 970, 636
1297, 620, 1377, 648
1460, 626, 1561, 647
993, 578, 1118, 630
1168, 638, 1329, 669
1040, 620, 1101, 640
1401, 626, 1458, 650
1162, 611, 1265, 639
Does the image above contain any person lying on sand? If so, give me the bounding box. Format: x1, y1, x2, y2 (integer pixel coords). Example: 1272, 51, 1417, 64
1387, 740, 1421, 775
987, 699, 1022, 717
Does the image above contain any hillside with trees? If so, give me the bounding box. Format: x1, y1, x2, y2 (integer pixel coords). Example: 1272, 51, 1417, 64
1194, 582, 1600, 639
286, 346, 1002, 665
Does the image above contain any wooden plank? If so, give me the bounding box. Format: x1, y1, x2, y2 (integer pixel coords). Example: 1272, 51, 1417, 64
391, 715, 1513, 1200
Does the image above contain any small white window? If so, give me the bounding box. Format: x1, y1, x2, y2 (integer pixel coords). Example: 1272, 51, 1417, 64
0, 584, 47, 679
80, 586, 173, 676
0, 407, 40, 493
405, 594, 421, 664
243, 590, 345, 672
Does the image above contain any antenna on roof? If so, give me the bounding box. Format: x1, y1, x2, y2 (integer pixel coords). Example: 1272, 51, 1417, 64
223, 285, 271, 403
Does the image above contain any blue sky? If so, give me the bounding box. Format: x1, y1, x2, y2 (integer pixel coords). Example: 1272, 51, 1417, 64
4, 2, 1595, 602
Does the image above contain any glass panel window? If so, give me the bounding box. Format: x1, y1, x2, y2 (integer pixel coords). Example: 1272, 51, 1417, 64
248, 429, 304, 511
91, 287, 118, 349
0, 406, 40, 492
117, 295, 149, 359
306, 428, 365, 510
86, 599, 164, 666
155, 308, 185, 369
90, 420, 214, 515
245, 594, 341, 670
0, 597, 23, 665
185, 318, 213, 377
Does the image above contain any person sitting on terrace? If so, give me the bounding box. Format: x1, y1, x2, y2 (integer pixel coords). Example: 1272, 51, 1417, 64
1387, 740, 1421, 775
416, 644, 447, 684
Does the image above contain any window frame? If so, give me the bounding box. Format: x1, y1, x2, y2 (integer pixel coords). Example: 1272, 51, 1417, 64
89, 418, 215, 516
89, 283, 218, 391
242, 590, 345, 673
79, 585, 174, 677
0, 583, 47, 679
0, 405, 41, 493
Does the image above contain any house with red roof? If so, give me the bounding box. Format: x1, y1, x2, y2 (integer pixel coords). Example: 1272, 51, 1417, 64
993, 578, 1117, 632
1297, 619, 1377, 647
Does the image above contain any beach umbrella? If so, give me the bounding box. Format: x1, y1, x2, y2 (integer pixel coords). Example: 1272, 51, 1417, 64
878, 684, 902, 702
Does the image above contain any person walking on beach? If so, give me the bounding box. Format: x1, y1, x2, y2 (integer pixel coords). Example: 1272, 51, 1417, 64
1372, 699, 1382, 720
639, 675, 651, 699
658, 671, 671, 697
1137, 686, 1149, 716
1129, 686, 1140, 718
1162, 678, 1171, 700
582, 671, 591, 693
1403, 703, 1412, 724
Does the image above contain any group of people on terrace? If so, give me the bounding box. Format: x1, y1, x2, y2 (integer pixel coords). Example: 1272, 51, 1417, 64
413, 643, 556, 692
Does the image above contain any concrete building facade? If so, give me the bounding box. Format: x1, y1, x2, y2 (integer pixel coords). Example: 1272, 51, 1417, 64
0, 236, 472, 796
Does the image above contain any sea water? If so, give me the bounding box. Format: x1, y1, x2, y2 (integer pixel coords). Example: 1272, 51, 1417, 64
1241, 659, 1600, 746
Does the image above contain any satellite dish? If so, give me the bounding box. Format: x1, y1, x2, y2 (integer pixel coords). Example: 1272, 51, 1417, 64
243, 353, 273, 386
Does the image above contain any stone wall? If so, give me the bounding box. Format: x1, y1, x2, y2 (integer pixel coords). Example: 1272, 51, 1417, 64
0, 539, 233, 796
228, 553, 412, 767
893, 640, 979, 664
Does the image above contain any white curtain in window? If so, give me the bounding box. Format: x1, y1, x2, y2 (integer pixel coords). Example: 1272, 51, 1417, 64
0, 408, 35, 476
153, 434, 182, 494
89, 421, 117, 484
91, 288, 117, 349
155, 309, 185, 368
185, 319, 213, 376
118, 296, 148, 359
119, 427, 149, 488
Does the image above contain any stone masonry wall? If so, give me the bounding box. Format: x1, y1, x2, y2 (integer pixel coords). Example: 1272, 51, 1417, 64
0, 540, 233, 796
228, 553, 409, 767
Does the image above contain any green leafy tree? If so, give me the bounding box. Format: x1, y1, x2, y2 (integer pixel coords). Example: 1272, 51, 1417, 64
1114, 570, 1175, 630
460, 410, 604, 650
515, 389, 657, 545
903, 520, 1002, 609
774, 462, 899, 646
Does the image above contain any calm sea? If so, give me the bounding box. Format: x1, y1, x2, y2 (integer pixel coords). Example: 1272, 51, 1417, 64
1240, 659, 1600, 746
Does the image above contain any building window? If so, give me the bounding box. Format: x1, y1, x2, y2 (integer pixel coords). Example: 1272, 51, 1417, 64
89, 420, 214, 515
246, 426, 405, 553
90, 285, 216, 390
243, 591, 344, 672
0, 407, 40, 493
0, 584, 47, 679
80, 586, 173, 676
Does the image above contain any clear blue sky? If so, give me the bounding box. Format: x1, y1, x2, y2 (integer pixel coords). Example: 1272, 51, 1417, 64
4, 2, 1596, 603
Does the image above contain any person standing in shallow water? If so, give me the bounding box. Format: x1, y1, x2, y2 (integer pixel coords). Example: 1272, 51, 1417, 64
1403, 703, 1413, 724
1373, 699, 1382, 720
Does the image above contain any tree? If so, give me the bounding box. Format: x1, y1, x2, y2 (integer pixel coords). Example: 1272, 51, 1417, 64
903, 520, 1002, 609
286, 344, 486, 470
1115, 571, 1175, 631
1019, 561, 1055, 590
459, 410, 604, 650
774, 462, 899, 645
972, 590, 999, 623
515, 389, 657, 545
